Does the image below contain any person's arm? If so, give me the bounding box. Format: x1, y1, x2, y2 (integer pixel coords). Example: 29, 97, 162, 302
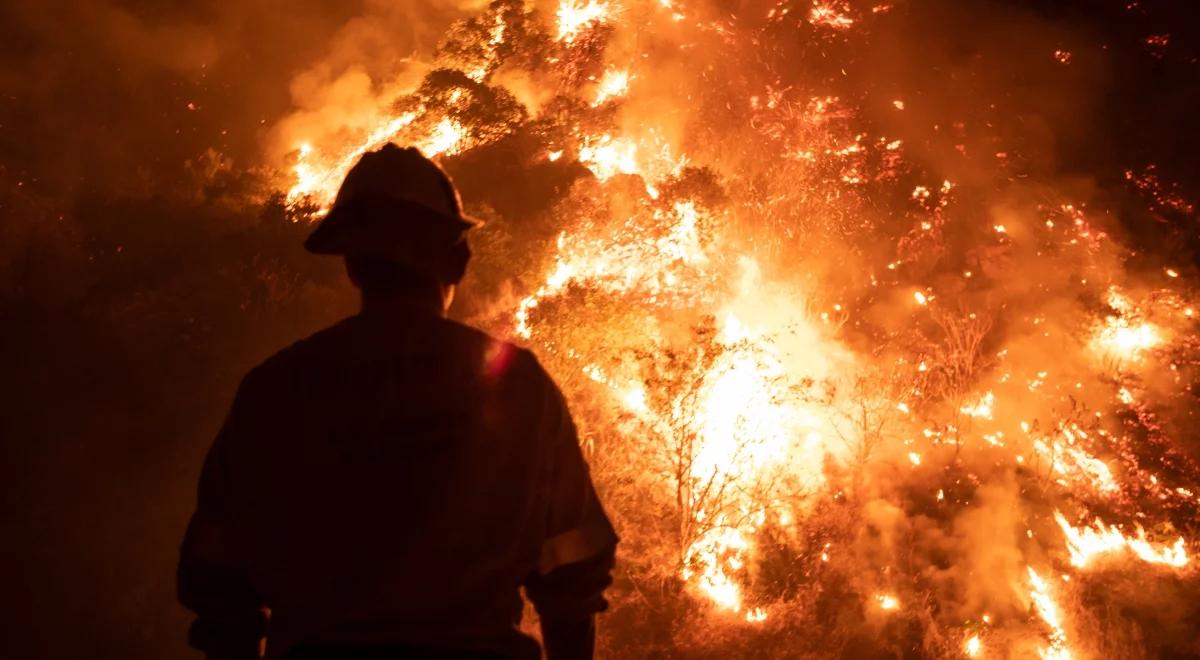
525, 549, 615, 660
178, 380, 268, 660
524, 376, 619, 660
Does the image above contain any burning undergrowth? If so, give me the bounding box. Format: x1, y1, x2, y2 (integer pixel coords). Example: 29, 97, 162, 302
269, 0, 1200, 656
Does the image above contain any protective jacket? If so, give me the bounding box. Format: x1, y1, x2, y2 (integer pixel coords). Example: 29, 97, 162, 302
178, 299, 618, 659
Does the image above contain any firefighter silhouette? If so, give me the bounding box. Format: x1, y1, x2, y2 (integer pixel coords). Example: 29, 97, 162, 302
179, 144, 618, 660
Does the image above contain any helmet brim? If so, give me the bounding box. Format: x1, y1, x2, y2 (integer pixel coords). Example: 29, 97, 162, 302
304, 197, 481, 256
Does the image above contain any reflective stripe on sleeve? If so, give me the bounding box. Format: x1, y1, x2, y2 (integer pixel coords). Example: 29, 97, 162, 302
539, 518, 618, 575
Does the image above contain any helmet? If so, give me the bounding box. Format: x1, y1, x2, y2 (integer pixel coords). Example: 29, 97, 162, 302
304, 144, 480, 283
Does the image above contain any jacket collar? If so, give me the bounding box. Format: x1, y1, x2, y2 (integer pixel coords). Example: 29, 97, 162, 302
358, 292, 446, 320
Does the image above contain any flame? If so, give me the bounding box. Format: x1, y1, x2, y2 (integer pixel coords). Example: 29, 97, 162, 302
1029, 424, 1120, 494
515, 199, 709, 339
809, 1, 854, 29
683, 526, 751, 611
515, 194, 833, 615
964, 634, 982, 657
1091, 287, 1162, 363
1027, 567, 1072, 660
557, 0, 612, 42
577, 134, 640, 180
1055, 511, 1189, 569
960, 390, 995, 419
593, 69, 630, 106
419, 117, 467, 158
287, 112, 417, 208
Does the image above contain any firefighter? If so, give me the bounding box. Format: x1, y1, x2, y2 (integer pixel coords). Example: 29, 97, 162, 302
178, 144, 618, 660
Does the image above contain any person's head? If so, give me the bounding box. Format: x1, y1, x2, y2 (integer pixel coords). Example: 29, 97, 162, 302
302, 144, 479, 312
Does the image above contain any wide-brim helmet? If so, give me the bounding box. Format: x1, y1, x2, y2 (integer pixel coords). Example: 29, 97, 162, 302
304, 143, 481, 284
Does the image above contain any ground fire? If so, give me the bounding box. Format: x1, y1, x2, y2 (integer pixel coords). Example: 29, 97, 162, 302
265, 0, 1200, 657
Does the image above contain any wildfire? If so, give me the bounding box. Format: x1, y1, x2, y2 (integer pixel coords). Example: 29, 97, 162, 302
274, 0, 1200, 654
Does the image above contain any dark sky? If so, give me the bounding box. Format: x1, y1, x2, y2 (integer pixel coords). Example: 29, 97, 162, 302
0, 0, 364, 196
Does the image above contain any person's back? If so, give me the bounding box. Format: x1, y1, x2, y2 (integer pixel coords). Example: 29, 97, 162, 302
178, 145, 617, 660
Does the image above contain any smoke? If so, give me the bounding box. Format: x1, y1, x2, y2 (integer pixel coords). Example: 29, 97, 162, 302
266, 0, 482, 164
0, 0, 439, 197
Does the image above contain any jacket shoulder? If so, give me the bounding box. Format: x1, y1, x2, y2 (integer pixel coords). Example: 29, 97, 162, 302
438, 318, 551, 385
239, 318, 357, 384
